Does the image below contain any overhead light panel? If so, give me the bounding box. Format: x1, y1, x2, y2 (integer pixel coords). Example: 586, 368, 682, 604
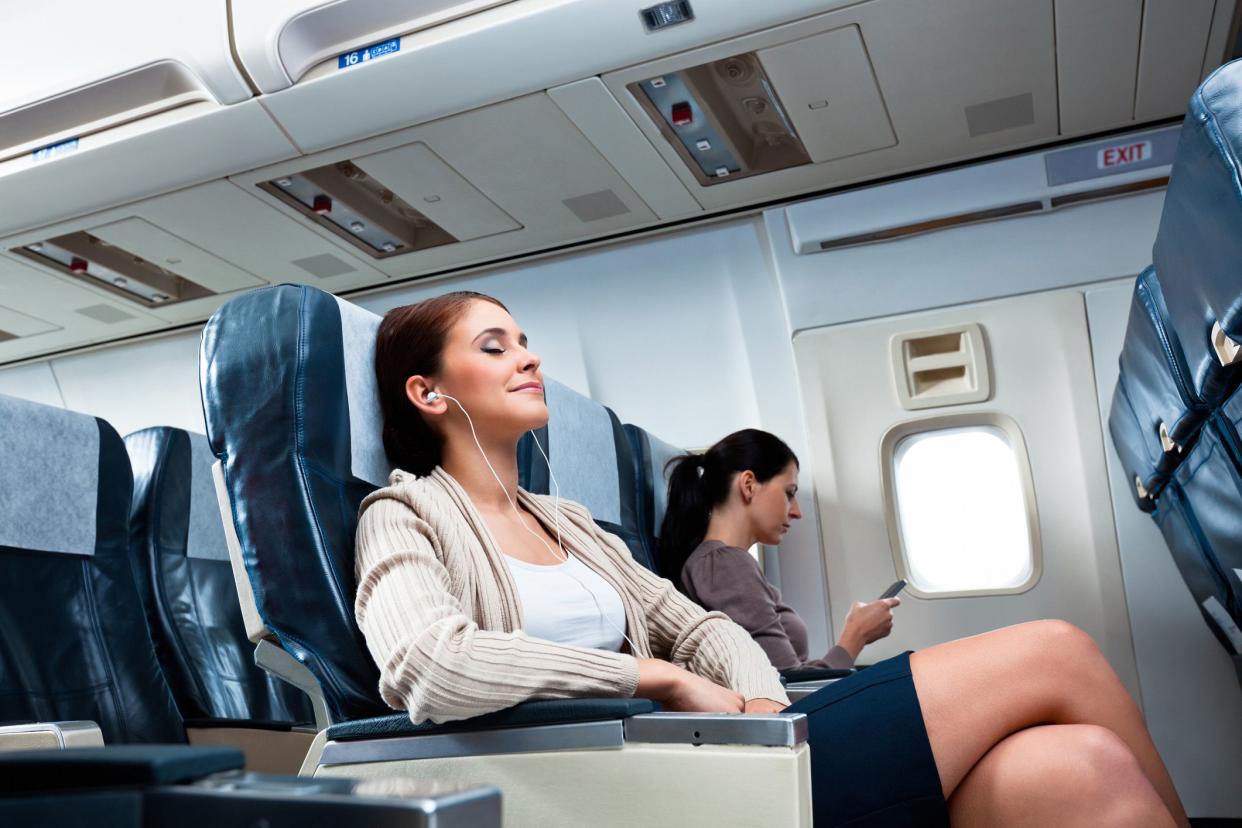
630, 52, 810, 186
259, 160, 457, 258
14, 232, 213, 306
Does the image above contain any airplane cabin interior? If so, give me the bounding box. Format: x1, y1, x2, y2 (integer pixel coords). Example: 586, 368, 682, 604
0, 1, 1240, 825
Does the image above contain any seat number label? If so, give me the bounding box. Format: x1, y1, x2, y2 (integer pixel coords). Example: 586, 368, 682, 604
338, 38, 401, 70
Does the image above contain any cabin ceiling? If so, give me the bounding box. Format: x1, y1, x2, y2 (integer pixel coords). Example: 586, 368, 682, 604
0, 0, 1237, 364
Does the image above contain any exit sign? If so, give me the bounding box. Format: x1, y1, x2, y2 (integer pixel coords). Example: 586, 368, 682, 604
1097, 140, 1152, 170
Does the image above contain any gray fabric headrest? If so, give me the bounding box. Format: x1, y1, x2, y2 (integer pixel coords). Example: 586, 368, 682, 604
544, 379, 621, 524
0, 394, 100, 556
337, 297, 390, 488
186, 432, 230, 561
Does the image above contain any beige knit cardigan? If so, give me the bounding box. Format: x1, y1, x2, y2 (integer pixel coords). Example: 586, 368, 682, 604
354, 467, 789, 724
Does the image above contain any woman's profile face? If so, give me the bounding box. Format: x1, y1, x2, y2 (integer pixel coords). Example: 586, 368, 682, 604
751, 461, 802, 546
429, 299, 548, 436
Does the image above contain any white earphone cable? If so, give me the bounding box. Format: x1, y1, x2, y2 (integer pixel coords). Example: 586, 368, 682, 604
432, 391, 639, 654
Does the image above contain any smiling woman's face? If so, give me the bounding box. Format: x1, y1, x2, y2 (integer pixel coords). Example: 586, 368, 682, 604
416, 299, 548, 438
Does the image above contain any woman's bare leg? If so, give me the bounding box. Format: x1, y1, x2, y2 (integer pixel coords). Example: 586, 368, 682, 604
948, 724, 1176, 827
909, 620, 1188, 827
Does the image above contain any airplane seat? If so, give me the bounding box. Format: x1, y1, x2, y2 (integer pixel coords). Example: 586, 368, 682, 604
1108, 266, 1208, 511
1110, 59, 1242, 680
200, 284, 812, 826
123, 426, 317, 729
0, 394, 183, 747
1152, 59, 1242, 408
517, 381, 654, 572
621, 423, 683, 579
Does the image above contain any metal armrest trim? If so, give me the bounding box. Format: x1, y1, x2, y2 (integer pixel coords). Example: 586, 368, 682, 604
623, 712, 808, 747
0, 721, 104, 748
253, 639, 332, 731
318, 719, 625, 766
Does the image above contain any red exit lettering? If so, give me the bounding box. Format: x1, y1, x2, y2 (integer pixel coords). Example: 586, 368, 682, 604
1097, 140, 1152, 170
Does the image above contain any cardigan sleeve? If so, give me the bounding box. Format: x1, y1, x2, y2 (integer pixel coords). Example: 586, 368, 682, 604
354, 494, 640, 724
575, 510, 789, 705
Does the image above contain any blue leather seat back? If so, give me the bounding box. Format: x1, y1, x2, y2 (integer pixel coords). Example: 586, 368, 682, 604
125, 426, 315, 724
1108, 268, 1210, 508
622, 424, 683, 578
0, 395, 184, 743
1153, 60, 1242, 406
517, 380, 653, 572
200, 285, 388, 722
1152, 389, 1242, 655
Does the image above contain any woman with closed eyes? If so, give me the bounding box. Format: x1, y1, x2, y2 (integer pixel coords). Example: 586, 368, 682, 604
355, 289, 1188, 827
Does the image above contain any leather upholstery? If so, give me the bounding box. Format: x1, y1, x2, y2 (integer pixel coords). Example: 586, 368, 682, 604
623, 424, 684, 578
325, 698, 656, 742
125, 426, 314, 724
1154, 59, 1242, 406
200, 285, 384, 722
1111, 59, 1242, 665
0, 397, 184, 744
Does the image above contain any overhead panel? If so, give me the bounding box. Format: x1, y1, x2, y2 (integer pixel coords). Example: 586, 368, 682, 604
1, 178, 386, 327
1135, 0, 1218, 122
1053, 0, 1141, 134
0, 254, 161, 364
603, 0, 1058, 211
756, 26, 896, 164
235, 93, 655, 280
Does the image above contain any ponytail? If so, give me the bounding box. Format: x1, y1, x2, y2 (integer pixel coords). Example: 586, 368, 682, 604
657, 429, 798, 591
658, 452, 728, 588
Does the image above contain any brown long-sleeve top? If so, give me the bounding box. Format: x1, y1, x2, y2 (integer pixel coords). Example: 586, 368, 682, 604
354, 468, 789, 724
681, 540, 855, 672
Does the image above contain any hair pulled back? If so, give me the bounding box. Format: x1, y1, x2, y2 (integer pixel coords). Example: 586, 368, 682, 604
657, 429, 798, 588
375, 291, 508, 476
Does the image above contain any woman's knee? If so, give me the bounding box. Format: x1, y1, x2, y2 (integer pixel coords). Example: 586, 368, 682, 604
1057, 726, 1171, 825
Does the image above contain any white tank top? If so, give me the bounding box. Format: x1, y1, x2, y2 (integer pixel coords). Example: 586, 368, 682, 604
504, 553, 627, 652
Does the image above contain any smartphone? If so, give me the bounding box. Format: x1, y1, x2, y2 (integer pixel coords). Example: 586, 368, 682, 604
878, 579, 907, 600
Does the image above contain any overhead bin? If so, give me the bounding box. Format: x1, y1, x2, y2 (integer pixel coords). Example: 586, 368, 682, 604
230, 0, 517, 93
233, 93, 657, 280
237, 0, 854, 153
0, 180, 387, 328
0, 1, 298, 239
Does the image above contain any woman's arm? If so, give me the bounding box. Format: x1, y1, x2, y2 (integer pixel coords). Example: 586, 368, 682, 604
355, 496, 640, 724
578, 514, 789, 705
683, 547, 809, 672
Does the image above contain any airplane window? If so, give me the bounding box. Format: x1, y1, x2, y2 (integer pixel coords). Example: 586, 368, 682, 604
891, 425, 1034, 594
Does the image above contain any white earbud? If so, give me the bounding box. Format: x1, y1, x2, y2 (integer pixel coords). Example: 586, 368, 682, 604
424, 391, 440, 402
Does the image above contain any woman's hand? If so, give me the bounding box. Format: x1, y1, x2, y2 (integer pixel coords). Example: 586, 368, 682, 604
743, 698, 787, 714
839, 598, 900, 659
636, 658, 745, 713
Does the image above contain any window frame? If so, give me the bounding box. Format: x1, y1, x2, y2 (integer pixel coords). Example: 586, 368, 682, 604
879, 411, 1043, 599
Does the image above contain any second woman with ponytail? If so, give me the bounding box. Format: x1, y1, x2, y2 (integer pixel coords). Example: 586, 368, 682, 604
659, 429, 898, 671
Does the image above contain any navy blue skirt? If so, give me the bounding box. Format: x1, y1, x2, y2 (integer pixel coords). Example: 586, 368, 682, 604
785, 651, 949, 826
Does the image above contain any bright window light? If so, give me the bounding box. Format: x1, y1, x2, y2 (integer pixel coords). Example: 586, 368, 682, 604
892, 425, 1034, 594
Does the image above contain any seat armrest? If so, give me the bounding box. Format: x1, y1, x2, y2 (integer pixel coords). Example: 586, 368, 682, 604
0, 745, 243, 793
780, 667, 854, 683
326, 698, 656, 742
624, 712, 808, 747
0, 721, 104, 752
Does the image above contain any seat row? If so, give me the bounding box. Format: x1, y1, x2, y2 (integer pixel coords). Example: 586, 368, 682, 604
1108, 60, 1242, 677
0, 395, 313, 762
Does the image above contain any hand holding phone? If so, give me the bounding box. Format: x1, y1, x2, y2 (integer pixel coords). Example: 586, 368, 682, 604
878, 579, 907, 601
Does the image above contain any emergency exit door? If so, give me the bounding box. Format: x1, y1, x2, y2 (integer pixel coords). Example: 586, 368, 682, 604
794, 287, 1140, 696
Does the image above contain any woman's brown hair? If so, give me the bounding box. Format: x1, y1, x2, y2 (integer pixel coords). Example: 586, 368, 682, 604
375, 291, 509, 476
